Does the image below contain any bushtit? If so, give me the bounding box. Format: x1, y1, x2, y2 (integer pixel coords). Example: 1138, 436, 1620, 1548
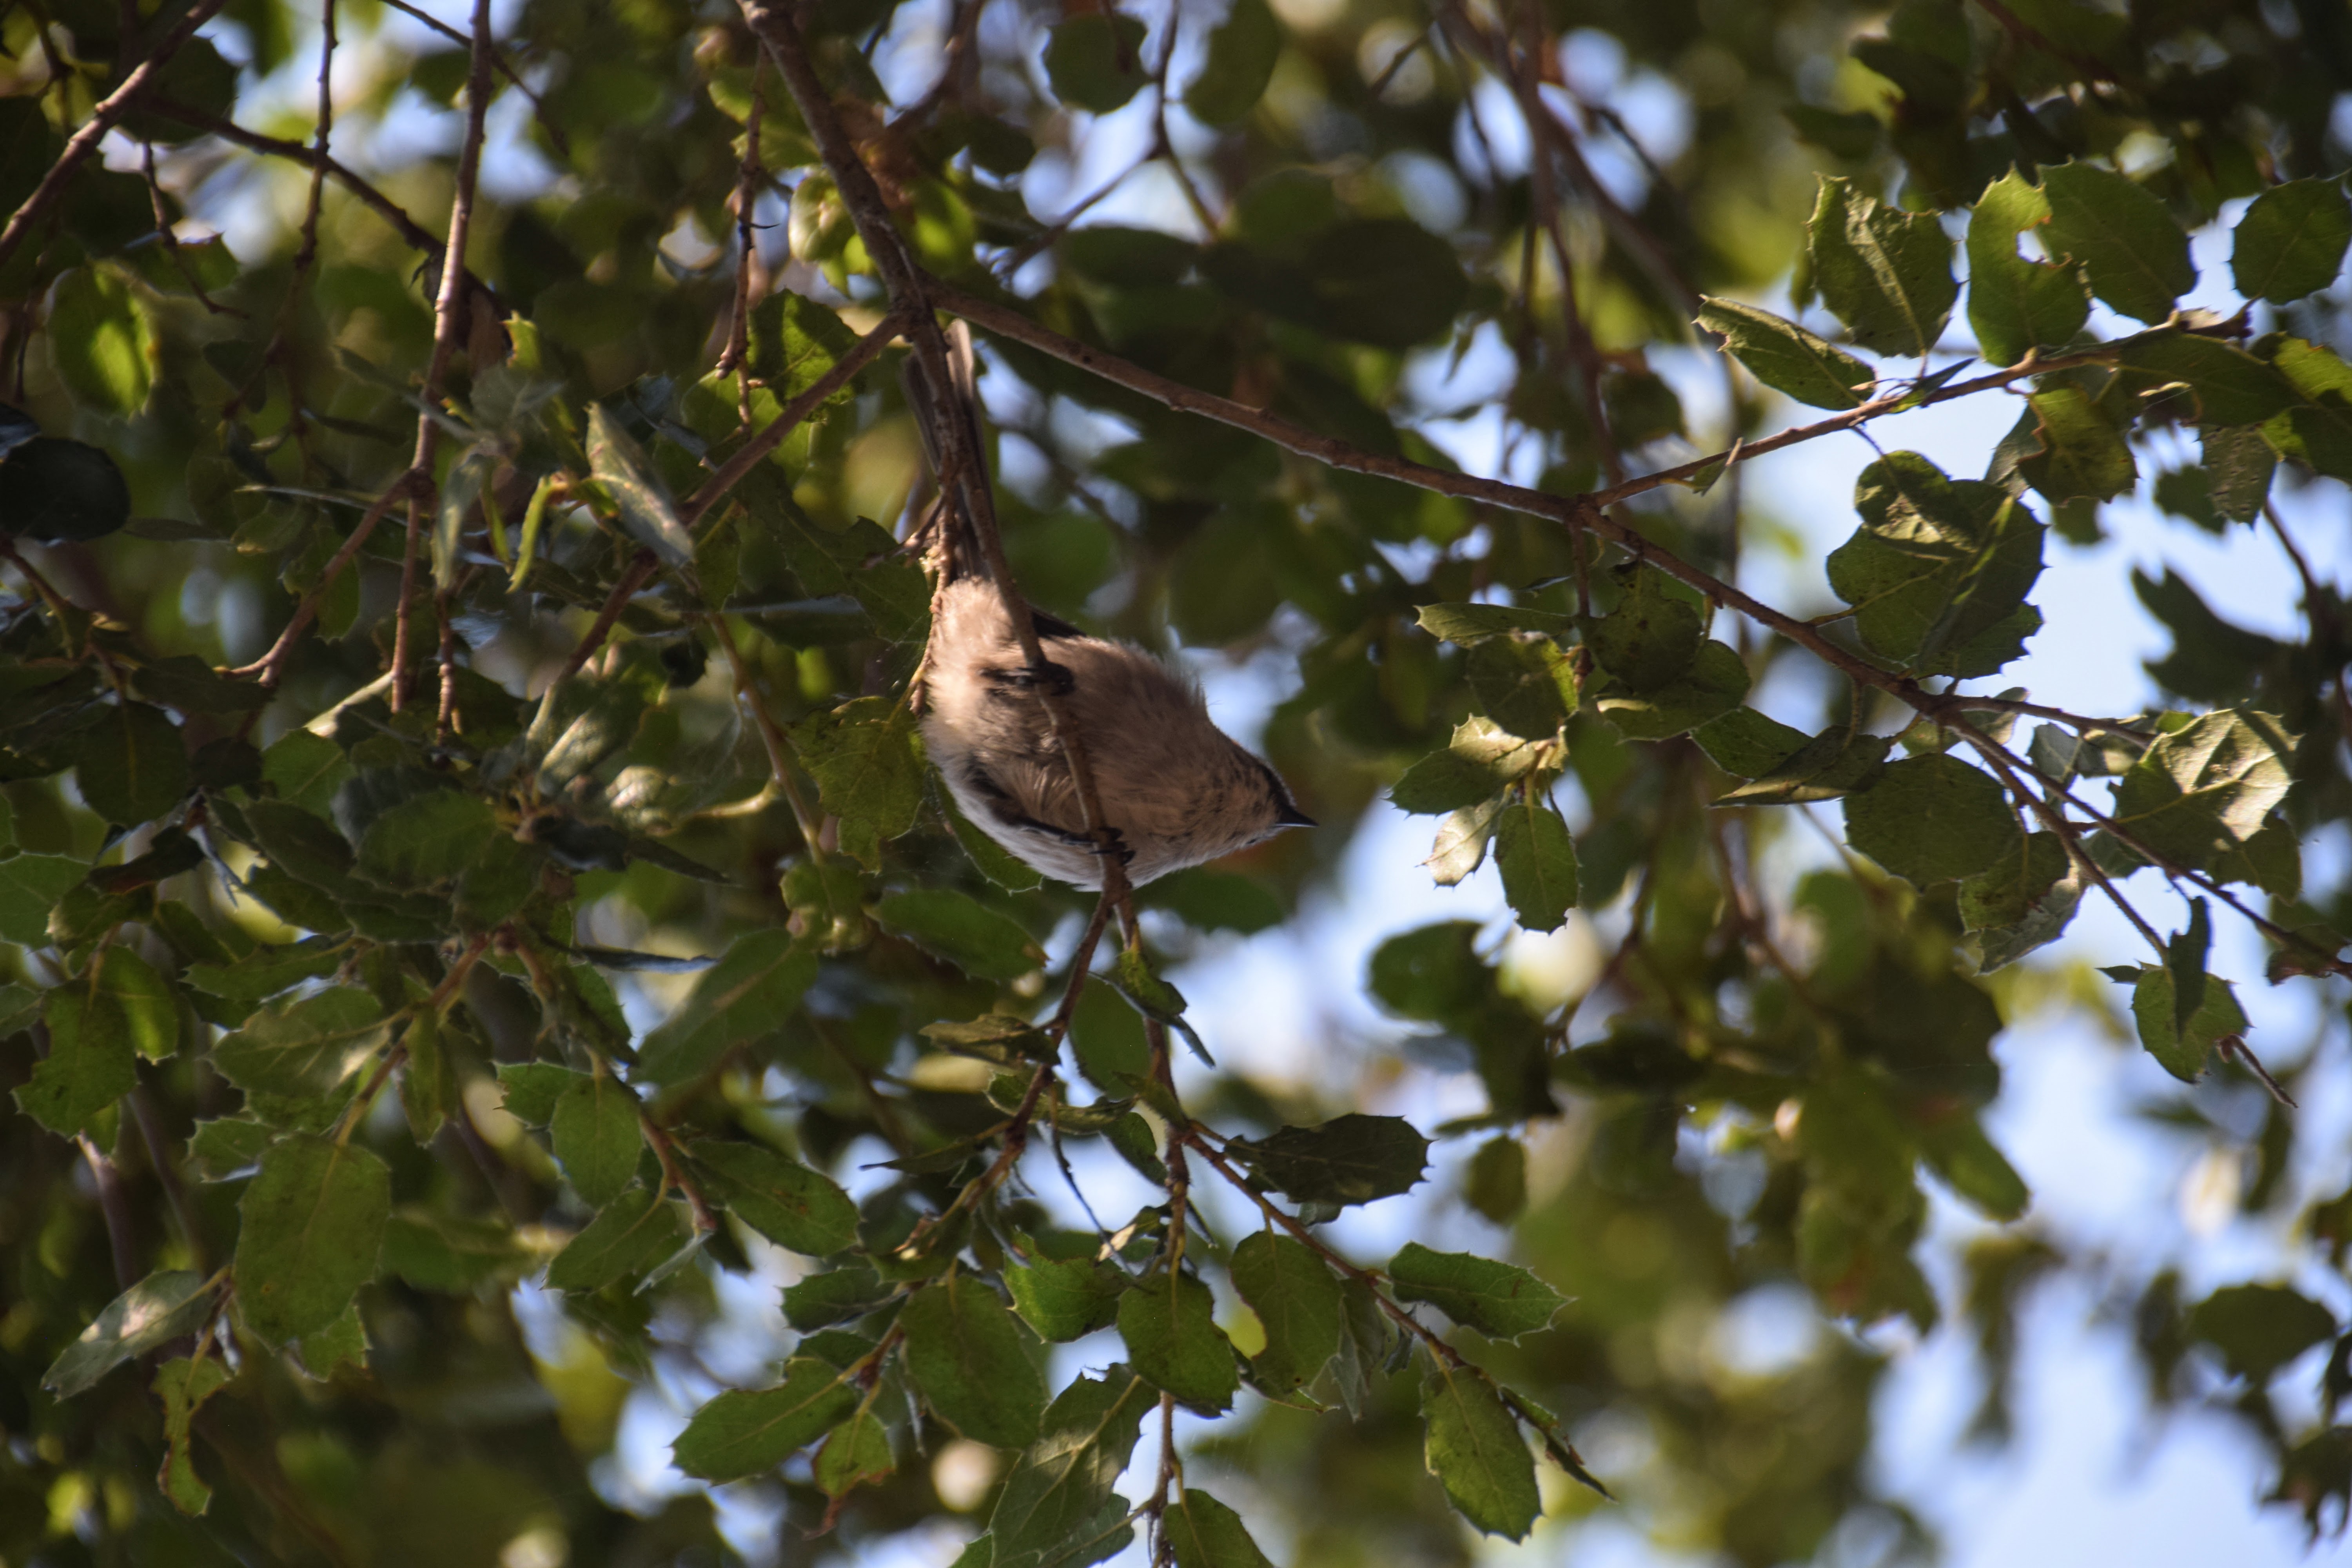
909, 327, 1314, 889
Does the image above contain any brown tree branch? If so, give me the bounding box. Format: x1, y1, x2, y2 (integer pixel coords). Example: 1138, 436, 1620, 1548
0, 0, 235, 273
142, 98, 447, 258
678, 310, 907, 530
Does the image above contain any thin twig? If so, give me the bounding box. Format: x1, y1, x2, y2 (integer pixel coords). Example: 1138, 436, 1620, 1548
234, 469, 425, 684
143, 98, 446, 258
706, 611, 823, 842
78, 1133, 139, 1291
678, 310, 905, 530
377, 0, 572, 156
0, 0, 236, 272
555, 548, 658, 682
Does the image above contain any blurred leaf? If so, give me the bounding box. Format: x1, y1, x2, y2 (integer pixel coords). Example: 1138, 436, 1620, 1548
74, 701, 189, 827
1184, 0, 1281, 125
1007, 1252, 1126, 1342
1416, 603, 1577, 645
877, 889, 1041, 980
235, 1134, 391, 1344
2017, 384, 2136, 504
587, 404, 695, 564
551, 1072, 643, 1208
1044, 14, 1152, 113
0, 437, 131, 542
1392, 716, 1543, 814
2190, 1283, 2337, 1382
1843, 753, 2020, 887
0, 854, 83, 945
815, 1408, 895, 1498
638, 929, 817, 1082
1493, 795, 1577, 932
1167, 1488, 1276, 1568
48, 268, 156, 417
43, 1270, 215, 1398
211, 988, 390, 1100
16, 977, 135, 1136
1713, 725, 1889, 804
986, 1368, 1152, 1568
692, 1140, 858, 1256
544, 1186, 688, 1291
154, 1355, 231, 1514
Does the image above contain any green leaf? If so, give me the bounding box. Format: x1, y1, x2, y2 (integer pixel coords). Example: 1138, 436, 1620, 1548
43, 1270, 215, 1397
987, 1367, 1154, 1568
2166, 897, 2213, 1041
354, 789, 500, 890
75, 701, 190, 827
1465, 637, 1578, 739
1594, 638, 1751, 739
940, 789, 1044, 892
2189, 1283, 2338, 1382
1303, 218, 1467, 350
2109, 711, 2295, 873
1008, 1252, 1127, 1342
99, 946, 177, 1061
1420, 1361, 1539, 1540
1697, 297, 1875, 408
0, 853, 85, 944
793, 697, 924, 867
638, 929, 817, 1083
1827, 452, 2044, 673
586, 404, 695, 565
1712, 725, 1890, 804
551, 1071, 642, 1208
1167, 1488, 1276, 1568
815, 1408, 895, 1497
1233, 1114, 1430, 1208
671, 1356, 858, 1482
15, 977, 135, 1136
2231, 179, 2352, 304
1391, 716, 1543, 813
1044, 14, 1152, 114
1959, 830, 2073, 935
1463, 1136, 1528, 1223
1229, 1231, 1343, 1395
2128, 962, 2246, 1081
494, 1061, 580, 1126
2118, 332, 2300, 426
1803, 176, 1957, 358
2016, 384, 2137, 505
1118, 1269, 1238, 1414
1388, 1243, 1566, 1342
902, 1272, 1047, 1446
1586, 566, 1702, 691
234, 1134, 391, 1344
48, 267, 156, 417
1425, 797, 1503, 887
154, 1355, 230, 1514
544, 1185, 690, 1291
1916, 1115, 2030, 1221
210, 988, 390, 1100
1493, 796, 1577, 933
2039, 162, 2195, 326
1843, 752, 2019, 887
1414, 603, 1576, 645
1965, 169, 2089, 367
784, 1263, 895, 1330
2203, 424, 2277, 523
1185, 0, 1281, 124
691, 1140, 858, 1256
876, 889, 1042, 981
0, 437, 132, 542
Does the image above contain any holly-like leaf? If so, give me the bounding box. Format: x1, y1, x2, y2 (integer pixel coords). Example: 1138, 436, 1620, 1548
2119, 332, 2300, 427
2016, 384, 2136, 505
1465, 636, 1577, 739
1420, 1361, 1539, 1540
1965, 169, 2089, 367
902, 1272, 1047, 1448
637, 929, 817, 1083
1803, 176, 1957, 358
671, 1356, 858, 1482
210, 988, 390, 1101
43, 1270, 216, 1397
543, 1186, 689, 1291
690, 1140, 858, 1256
876, 890, 1042, 981
1697, 297, 1875, 408
1388, 1243, 1566, 1342
0, 437, 132, 542
815, 1408, 895, 1498
0, 853, 85, 946
154, 1355, 231, 1514
1232, 1114, 1430, 1208
1007, 1252, 1127, 1342
1391, 716, 1543, 814
15, 977, 135, 1136
1843, 752, 2019, 887
2039, 161, 2195, 326
1594, 639, 1751, 739
354, 790, 501, 890
1229, 1231, 1343, 1395
793, 697, 924, 867
74, 701, 190, 827
1414, 603, 1576, 645
2109, 711, 2294, 873
987, 1367, 1153, 1568
2128, 962, 2247, 1082
1827, 452, 2043, 673
1493, 795, 1577, 933
2231, 179, 2352, 305
1586, 566, 1702, 691
234, 1134, 391, 1345
1712, 725, 1889, 804
551, 1071, 642, 1208
100, 946, 178, 1062
1166, 1488, 1276, 1568
587, 403, 696, 564
1119, 1269, 1238, 1414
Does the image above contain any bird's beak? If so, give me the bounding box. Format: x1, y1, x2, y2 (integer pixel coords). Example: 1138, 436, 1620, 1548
1276, 804, 1318, 829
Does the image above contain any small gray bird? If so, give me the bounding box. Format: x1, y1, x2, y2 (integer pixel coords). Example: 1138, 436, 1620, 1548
922, 579, 1316, 888
908, 324, 1312, 889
